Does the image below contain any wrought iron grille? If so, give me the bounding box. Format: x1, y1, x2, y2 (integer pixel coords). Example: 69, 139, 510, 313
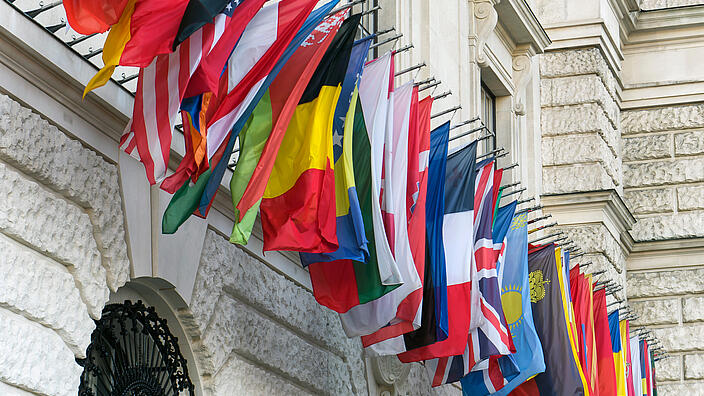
77, 300, 195, 396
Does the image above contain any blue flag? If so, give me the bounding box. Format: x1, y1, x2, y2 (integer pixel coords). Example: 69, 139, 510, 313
299, 36, 373, 265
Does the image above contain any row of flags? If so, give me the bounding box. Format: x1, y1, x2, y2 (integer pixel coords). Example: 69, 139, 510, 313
66, 1, 660, 394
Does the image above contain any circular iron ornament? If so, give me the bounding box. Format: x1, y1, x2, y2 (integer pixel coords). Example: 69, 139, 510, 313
77, 300, 195, 396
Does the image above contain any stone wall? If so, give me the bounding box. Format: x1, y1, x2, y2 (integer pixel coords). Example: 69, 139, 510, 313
641, 0, 704, 10
622, 102, 704, 393
0, 94, 130, 395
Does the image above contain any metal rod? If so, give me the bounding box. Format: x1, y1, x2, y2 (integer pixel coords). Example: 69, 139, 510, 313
415, 77, 435, 87
528, 221, 558, 234
449, 126, 492, 142
517, 197, 535, 205
376, 27, 396, 36
68, 33, 98, 47
529, 231, 564, 245
47, 21, 67, 34
370, 34, 403, 49
515, 204, 543, 215
502, 162, 519, 171
477, 147, 504, 160
117, 73, 139, 84
450, 117, 481, 130
500, 181, 521, 190
329, 0, 366, 15
502, 187, 527, 198
394, 44, 413, 54
418, 81, 441, 92
395, 62, 426, 77
528, 214, 552, 224
84, 48, 103, 59
431, 105, 461, 119
495, 151, 509, 160
432, 91, 452, 100
26, 1, 62, 18
361, 5, 381, 16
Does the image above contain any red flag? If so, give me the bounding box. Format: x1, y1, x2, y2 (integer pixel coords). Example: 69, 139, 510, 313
594, 287, 618, 396
63, 0, 128, 34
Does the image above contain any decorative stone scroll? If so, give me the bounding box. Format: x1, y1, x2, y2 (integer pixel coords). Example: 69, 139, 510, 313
474, 0, 500, 67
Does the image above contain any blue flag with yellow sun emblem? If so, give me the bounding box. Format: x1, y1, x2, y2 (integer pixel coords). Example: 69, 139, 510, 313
492, 209, 546, 395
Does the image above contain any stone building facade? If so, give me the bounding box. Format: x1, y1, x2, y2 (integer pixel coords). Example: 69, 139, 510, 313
0, 0, 701, 395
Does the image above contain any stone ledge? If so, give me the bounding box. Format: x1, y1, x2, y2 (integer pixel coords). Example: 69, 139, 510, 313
0, 308, 81, 396
631, 211, 704, 241
0, 162, 108, 318
0, 234, 93, 358
0, 94, 129, 292
628, 267, 704, 299
623, 158, 704, 188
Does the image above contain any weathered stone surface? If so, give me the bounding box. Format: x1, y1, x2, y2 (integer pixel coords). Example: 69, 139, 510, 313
0, 308, 81, 396
622, 103, 704, 135
0, 94, 129, 292
685, 354, 704, 379
678, 185, 704, 211
540, 48, 618, 99
203, 294, 356, 395
656, 355, 682, 382
631, 298, 681, 326
675, 131, 704, 156
556, 224, 625, 272
623, 134, 672, 161
0, 381, 39, 395
624, 188, 674, 214
212, 353, 315, 396
543, 163, 615, 194
657, 382, 704, 396
623, 158, 704, 188
541, 75, 619, 126
542, 134, 621, 186
397, 363, 461, 396
641, 0, 704, 10
540, 103, 620, 153
653, 324, 704, 352
628, 268, 704, 299
683, 296, 704, 323
0, 235, 93, 357
0, 163, 107, 318
630, 211, 704, 241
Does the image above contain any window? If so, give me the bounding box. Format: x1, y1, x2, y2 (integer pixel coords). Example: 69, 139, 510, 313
480, 84, 496, 152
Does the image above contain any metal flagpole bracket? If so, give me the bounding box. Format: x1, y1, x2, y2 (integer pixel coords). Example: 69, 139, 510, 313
361, 5, 381, 16
395, 62, 426, 77
431, 105, 461, 119
432, 91, 452, 100
477, 147, 504, 161
329, 0, 366, 15
527, 213, 552, 224
499, 181, 521, 190
415, 77, 435, 87
502, 163, 519, 171
528, 231, 564, 245
517, 197, 535, 205
370, 33, 403, 49
502, 187, 526, 198
394, 44, 414, 54
515, 204, 543, 215
449, 125, 490, 142
418, 80, 441, 92
450, 117, 481, 130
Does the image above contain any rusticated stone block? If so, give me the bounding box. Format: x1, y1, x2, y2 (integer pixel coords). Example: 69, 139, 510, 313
627, 268, 704, 299
675, 131, 704, 156
555, 224, 625, 271
642, 0, 704, 10
657, 381, 704, 396
542, 134, 621, 186
0, 235, 93, 357
540, 48, 617, 98
631, 298, 681, 326
193, 230, 367, 394
541, 75, 619, 126
212, 354, 316, 396
624, 188, 674, 215
0, 308, 81, 396
0, 94, 129, 292
630, 211, 704, 241
622, 103, 704, 135
655, 355, 682, 382
543, 163, 615, 194
683, 296, 704, 323
0, 163, 108, 318
653, 324, 704, 352
203, 294, 356, 395
540, 103, 619, 153
623, 158, 704, 188
623, 134, 672, 161
685, 354, 704, 379
678, 186, 704, 211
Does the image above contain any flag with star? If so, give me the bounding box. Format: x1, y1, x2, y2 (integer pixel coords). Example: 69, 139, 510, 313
258, 14, 360, 252
173, 0, 247, 50
300, 35, 373, 265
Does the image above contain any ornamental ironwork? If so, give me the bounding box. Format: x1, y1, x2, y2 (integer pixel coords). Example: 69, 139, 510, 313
77, 300, 195, 396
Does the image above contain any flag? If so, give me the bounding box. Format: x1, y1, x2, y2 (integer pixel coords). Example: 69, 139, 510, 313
594, 288, 618, 396
640, 340, 651, 396
471, 160, 495, 330
308, 57, 401, 312
528, 244, 586, 395
83, 0, 194, 96
337, 82, 422, 338
476, 208, 546, 396
622, 320, 636, 396
299, 35, 373, 265
609, 311, 628, 396
359, 94, 434, 352
433, 201, 518, 389
630, 337, 643, 396
173, 0, 237, 50
161, 1, 341, 234
63, 0, 128, 35
258, 14, 359, 253
397, 140, 478, 363
458, 357, 520, 395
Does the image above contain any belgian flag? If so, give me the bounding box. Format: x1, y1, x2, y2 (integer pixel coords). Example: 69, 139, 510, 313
258, 14, 362, 253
